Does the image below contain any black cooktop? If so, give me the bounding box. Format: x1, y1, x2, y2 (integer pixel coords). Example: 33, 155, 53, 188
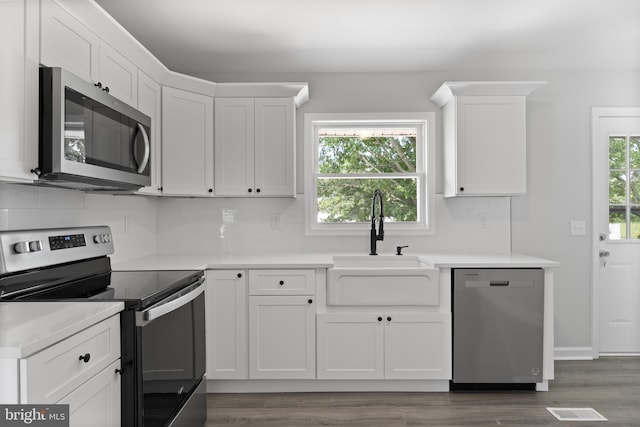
91, 270, 203, 309
0, 255, 203, 310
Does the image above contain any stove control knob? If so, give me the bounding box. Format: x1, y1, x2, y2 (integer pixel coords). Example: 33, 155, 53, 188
29, 240, 43, 252
104, 234, 112, 243
93, 234, 104, 244
14, 241, 30, 254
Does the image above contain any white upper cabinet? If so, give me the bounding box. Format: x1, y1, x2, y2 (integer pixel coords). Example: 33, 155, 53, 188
40, 0, 137, 106
0, 0, 38, 183
97, 40, 138, 106
161, 86, 214, 196
136, 71, 162, 195
431, 81, 545, 197
40, 0, 99, 83
215, 98, 295, 197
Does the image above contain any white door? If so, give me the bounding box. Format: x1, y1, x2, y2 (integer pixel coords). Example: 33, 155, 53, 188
249, 296, 315, 379
254, 98, 295, 196
214, 98, 255, 196
316, 313, 384, 379
593, 108, 640, 354
161, 86, 214, 196
205, 270, 248, 379
384, 313, 451, 380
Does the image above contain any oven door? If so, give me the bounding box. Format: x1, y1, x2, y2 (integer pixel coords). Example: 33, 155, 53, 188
135, 279, 206, 427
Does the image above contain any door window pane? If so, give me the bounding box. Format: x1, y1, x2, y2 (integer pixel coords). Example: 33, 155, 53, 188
631, 207, 640, 240
608, 135, 640, 240
609, 206, 626, 240
609, 136, 626, 169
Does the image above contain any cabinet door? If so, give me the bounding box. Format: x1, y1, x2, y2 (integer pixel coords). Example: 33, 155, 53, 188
0, 0, 38, 182
58, 360, 121, 427
205, 270, 248, 380
161, 87, 214, 196
384, 313, 451, 380
137, 71, 162, 195
453, 95, 526, 196
316, 313, 384, 380
98, 41, 138, 106
254, 98, 295, 196
40, 0, 99, 83
249, 296, 315, 379
214, 98, 255, 196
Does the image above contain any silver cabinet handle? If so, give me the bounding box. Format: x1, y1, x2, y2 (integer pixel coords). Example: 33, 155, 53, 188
135, 123, 150, 174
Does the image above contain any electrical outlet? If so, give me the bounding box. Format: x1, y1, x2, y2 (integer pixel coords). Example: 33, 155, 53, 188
570, 220, 586, 236
271, 214, 281, 230
478, 213, 489, 229
0, 209, 8, 230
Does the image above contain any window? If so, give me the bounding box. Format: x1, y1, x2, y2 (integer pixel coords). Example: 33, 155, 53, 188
609, 134, 640, 240
304, 113, 435, 236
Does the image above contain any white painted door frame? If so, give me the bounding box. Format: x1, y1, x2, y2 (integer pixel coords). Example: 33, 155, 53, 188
591, 107, 640, 358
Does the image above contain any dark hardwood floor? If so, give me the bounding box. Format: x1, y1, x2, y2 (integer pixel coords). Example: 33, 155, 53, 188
206, 357, 640, 426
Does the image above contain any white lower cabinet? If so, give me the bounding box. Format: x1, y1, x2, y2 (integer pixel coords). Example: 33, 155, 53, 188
249, 295, 316, 379
317, 312, 451, 380
205, 270, 248, 379
58, 359, 121, 427
2, 314, 122, 426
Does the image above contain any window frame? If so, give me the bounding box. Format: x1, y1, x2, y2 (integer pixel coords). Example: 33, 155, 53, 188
304, 112, 436, 236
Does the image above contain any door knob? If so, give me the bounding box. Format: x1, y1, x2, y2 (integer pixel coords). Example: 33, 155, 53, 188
599, 250, 610, 258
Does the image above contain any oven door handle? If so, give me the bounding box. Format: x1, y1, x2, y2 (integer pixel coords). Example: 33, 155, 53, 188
140, 278, 205, 324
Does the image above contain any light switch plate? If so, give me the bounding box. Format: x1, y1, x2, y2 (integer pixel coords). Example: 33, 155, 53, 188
570, 220, 586, 236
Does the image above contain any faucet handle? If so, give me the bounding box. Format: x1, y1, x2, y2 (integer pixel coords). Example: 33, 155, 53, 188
396, 245, 409, 255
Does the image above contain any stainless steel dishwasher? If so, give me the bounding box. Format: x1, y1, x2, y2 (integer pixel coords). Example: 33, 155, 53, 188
452, 268, 544, 390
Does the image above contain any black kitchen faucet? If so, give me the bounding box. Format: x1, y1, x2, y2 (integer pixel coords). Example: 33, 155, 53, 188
369, 189, 384, 255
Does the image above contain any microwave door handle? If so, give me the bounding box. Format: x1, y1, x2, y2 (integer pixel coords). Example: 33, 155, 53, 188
135, 123, 150, 174
139, 279, 205, 325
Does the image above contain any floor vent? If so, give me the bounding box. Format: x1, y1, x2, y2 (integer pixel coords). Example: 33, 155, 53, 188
547, 407, 607, 422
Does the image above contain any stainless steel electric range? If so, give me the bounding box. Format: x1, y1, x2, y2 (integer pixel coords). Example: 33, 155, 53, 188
0, 225, 206, 427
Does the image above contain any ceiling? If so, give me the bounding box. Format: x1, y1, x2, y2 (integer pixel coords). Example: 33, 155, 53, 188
95, 0, 640, 74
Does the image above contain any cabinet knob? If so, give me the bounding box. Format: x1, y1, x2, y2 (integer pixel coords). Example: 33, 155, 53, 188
208, 188, 213, 193
308, 299, 313, 304
158, 187, 163, 192
387, 316, 392, 322
256, 188, 261, 193
459, 187, 465, 192
248, 188, 253, 193
377, 316, 383, 322
94, 82, 102, 89
237, 273, 242, 278
79, 353, 91, 363
115, 368, 123, 375
103, 86, 110, 93
279, 280, 284, 286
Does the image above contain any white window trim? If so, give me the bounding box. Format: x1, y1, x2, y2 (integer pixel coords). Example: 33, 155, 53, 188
304, 112, 436, 236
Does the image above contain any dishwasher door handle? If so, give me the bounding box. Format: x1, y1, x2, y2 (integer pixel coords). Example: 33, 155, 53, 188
490, 281, 509, 286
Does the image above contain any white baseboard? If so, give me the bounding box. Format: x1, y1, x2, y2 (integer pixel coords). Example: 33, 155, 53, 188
554, 346, 594, 360
207, 379, 450, 393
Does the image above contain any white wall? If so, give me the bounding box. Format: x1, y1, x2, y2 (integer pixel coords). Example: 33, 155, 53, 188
0, 184, 158, 264
194, 69, 640, 352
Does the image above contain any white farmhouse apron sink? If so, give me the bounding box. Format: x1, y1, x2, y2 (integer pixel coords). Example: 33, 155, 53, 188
327, 255, 439, 306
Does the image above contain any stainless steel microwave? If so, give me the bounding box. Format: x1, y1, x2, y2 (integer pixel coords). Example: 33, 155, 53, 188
38, 67, 151, 191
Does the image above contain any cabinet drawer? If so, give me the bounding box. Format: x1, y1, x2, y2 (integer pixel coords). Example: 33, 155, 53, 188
21, 314, 120, 404
249, 270, 315, 295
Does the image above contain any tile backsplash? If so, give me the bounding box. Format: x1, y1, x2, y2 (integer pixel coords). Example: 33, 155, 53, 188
0, 184, 158, 264
0, 183, 511, 261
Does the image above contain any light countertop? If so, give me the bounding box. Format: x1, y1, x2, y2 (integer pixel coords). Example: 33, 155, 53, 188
112, 252, 558, 271
0, 301, 124, 359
